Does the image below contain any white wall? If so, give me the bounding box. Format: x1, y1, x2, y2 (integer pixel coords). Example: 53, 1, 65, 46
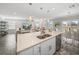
3, 18, 26, 30
0, 16, 26, 33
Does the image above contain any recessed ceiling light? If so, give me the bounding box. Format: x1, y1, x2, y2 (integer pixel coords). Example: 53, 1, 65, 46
69, 4, 76, 8
29, 3, 32, 5
72, 4, 75, 7
40, 7, 43, 10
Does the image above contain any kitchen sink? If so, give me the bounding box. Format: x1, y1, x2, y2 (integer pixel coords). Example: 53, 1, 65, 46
37, 34, 52, 39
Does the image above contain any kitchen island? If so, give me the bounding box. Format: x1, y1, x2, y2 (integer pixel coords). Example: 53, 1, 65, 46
17, 31, 64, 55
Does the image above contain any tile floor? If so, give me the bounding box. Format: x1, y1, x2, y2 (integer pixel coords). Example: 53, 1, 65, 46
55, 48, 79, 55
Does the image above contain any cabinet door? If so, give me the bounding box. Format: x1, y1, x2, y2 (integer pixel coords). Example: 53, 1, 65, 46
34, 44, 41, 55
41, 40, 49, 55
48, 37, 56, 55
18, 47, 33, 55
56, 34, 61, 51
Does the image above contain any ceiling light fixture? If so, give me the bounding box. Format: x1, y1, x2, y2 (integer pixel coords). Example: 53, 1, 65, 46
72, 4, 75, 7
40, 7, 43, 10
69, 4, 76, 8
29, 3, 32, 5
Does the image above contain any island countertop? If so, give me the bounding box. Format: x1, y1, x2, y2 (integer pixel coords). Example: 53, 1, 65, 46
17, 31, 64, 53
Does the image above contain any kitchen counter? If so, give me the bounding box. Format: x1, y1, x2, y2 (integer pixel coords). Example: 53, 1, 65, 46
17, 31, 64, 53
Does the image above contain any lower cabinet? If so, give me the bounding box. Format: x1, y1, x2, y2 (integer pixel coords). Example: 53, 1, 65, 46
18, 47, 34, 55
41, 40, 49, 55
56, 34, 61, 51
49, 37, 56, 55
34, 44, 41, 55
18, 37, 56, 55
41, 37, 56, 55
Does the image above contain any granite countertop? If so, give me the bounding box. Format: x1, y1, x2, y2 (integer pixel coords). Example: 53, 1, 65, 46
17, 31, 64, 53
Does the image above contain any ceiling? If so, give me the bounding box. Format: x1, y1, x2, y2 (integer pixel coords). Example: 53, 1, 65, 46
0, 3, 79, 19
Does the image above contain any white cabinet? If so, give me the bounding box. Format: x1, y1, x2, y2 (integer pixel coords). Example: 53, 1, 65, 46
34, 44, 41, 55
18, 37, 56, 55
41, 37, 56, 55
41, 40, 49, 55
18, 47, 33, 55
48, 37, 56, 55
